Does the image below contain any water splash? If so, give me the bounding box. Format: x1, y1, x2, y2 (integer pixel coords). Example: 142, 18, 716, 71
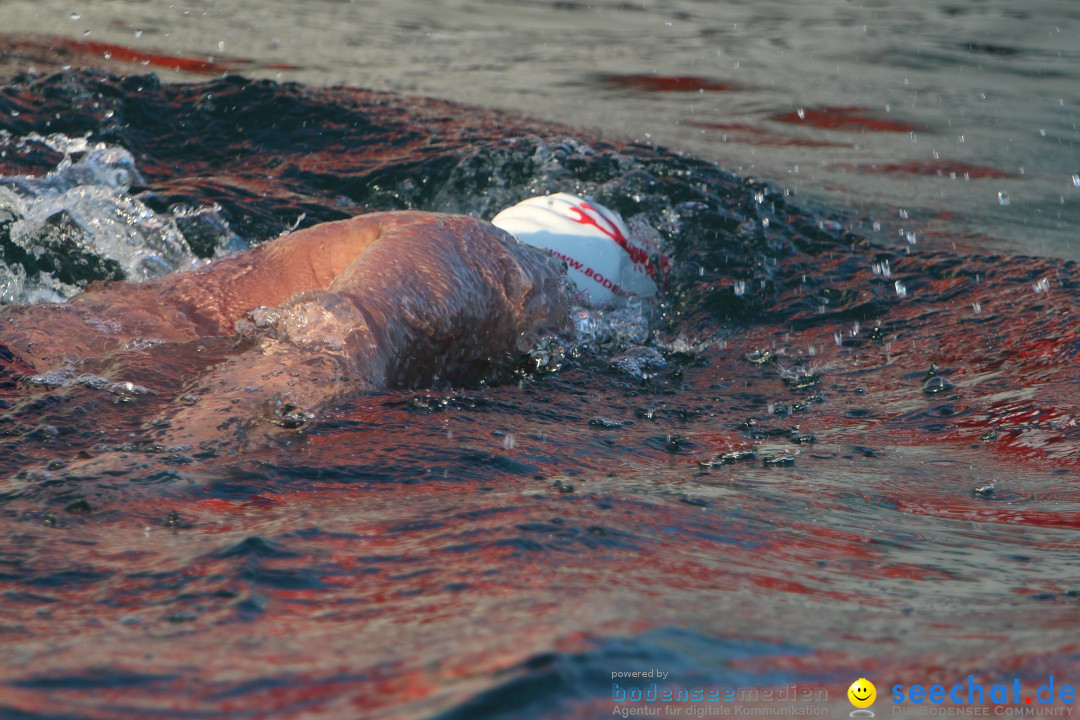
0, 135, 207, 303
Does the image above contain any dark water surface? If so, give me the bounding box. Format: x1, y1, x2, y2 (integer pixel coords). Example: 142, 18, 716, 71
0, 10, 1077, 720
2, 0, 1079, 259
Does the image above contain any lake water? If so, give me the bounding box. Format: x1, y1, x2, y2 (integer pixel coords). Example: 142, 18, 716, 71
3, 0, 1079, 259
0, 2, 1078, 719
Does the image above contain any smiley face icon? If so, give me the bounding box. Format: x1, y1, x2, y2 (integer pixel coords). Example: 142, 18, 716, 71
848, 678, 877, 709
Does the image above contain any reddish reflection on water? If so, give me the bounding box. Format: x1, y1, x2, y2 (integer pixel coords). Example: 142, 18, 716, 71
600, 73, 746, 93
3, 244, 1076, 718
836, 160, 1021, 180
769, 106, 925, 134
689, 121, 854, 149
0, 34, 302, 76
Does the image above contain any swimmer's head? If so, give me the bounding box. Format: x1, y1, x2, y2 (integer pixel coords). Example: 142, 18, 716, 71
491, 193, 666, 308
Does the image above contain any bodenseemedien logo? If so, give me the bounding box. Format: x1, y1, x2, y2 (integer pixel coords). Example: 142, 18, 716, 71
849, 678, 877, 717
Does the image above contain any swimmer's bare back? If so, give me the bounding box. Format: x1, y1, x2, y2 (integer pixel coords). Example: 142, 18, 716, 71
1, 212, 570, 453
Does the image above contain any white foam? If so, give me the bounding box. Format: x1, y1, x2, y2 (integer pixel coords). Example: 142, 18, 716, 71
0, 134, 202, 304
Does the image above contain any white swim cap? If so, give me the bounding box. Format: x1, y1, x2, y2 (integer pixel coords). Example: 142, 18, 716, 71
491, 193, 664, 308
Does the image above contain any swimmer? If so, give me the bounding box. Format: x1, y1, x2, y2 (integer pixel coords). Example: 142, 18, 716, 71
1, 195, 662, 455
2, 211, 566, 451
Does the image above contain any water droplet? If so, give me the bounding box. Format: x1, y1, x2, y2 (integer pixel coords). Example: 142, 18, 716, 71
923, 376, 955, 395
762, 454, 796, 467
1072, 174, 1079, 188
733, 279, 747, 297
103, 51, 112, 60
217, 40, 226, 52
972, 302, 982, 314
898, 208, 909, 219
894, 280, 908, 298
1032, 277, 1050, 294
503, 433, 516, 450
65, 498, 92, 513
796, 107, 805, 120
552, 478, 574, 493
998, 191, 1010, 206
134, 28, 143, 38
905, 231, 917, 245
872, 220, 881, 232
761, 217, 769, 228
70, 10, 80, 20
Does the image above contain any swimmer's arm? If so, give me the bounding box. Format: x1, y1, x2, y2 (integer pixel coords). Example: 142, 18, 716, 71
150, 213, 391, 334
1, 213, 388, 373
144, 338, 365, 454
